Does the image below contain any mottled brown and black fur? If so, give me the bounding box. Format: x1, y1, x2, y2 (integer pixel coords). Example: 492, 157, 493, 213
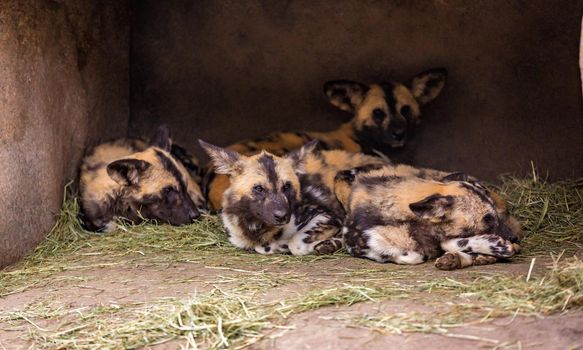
199, 140, 301, 253
334, 165, 521, 269
200, 140, 388, 255
286, 143, 388, 255
205, 68, 448, 210
80, 125, 206, 232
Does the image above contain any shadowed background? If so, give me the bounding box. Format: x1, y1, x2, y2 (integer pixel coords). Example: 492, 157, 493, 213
131, 0, 583, 180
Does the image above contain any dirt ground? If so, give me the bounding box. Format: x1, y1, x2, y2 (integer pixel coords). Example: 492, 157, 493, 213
254, 306, 583, 350
1, 250, 581, 350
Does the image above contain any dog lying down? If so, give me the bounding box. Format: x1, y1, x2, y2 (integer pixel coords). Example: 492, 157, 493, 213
201, 138, 521, 269
334, 165, 522, 270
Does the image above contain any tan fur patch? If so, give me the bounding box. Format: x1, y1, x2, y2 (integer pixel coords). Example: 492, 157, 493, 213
309, 124, 361, 153
490, 191, 507, 212
209, 174, 230, 210
231, 133, 306, 157
128, 149, 179, 197
348, 174, 465, 217
372, 225, 417, 251
393, 84, 421, 122
334, 179, 352, 210
353, 85, 387, 129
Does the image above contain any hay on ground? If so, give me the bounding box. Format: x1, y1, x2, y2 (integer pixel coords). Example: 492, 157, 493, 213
0, 175, 581, 349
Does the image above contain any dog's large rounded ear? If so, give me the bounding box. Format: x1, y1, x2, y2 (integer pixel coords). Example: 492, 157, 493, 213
107, 159, 151, 186
298, 139, 319, 157
409, 194, 454, 221
170, 143, 200, 176
198, 140, 242, 175
408, 68, 447, 105
323, 80, 369, 113
152, 124, 172, 152
287, 139, 320, 174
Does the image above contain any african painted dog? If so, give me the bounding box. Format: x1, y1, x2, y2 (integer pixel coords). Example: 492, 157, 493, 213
334, 165, 522, 270
205, 68, 448, 210
199, 140, 387, 255
80, 125, 206, 232
286, 143, 388, 255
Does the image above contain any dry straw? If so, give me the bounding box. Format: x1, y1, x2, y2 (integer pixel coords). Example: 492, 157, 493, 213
0, 173, 581, 349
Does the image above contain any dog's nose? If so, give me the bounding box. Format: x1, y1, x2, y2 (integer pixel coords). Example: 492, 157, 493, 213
498, 222, 519, 243
189, 208, 200, 221
392, 129, 406, 141
273, 211, 288, 223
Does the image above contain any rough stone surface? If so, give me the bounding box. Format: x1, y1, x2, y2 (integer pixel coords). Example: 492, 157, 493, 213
131, 0, 583, 180
0, 0, 129, 267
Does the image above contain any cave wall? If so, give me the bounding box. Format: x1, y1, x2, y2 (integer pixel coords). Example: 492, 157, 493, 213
0, 0, 129, 267
131, 0, 583, 179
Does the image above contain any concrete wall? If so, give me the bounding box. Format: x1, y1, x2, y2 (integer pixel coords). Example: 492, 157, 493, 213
131, 0, 583, 180
0, 0, 129, 267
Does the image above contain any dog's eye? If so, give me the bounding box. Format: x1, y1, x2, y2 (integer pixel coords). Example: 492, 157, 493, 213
282, 182, 292, 191
372, 108, 386, 125
482, 214, 496, 226
400, 105, 411, 119
253, 185, 265, 194
163, 186, 175, 194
